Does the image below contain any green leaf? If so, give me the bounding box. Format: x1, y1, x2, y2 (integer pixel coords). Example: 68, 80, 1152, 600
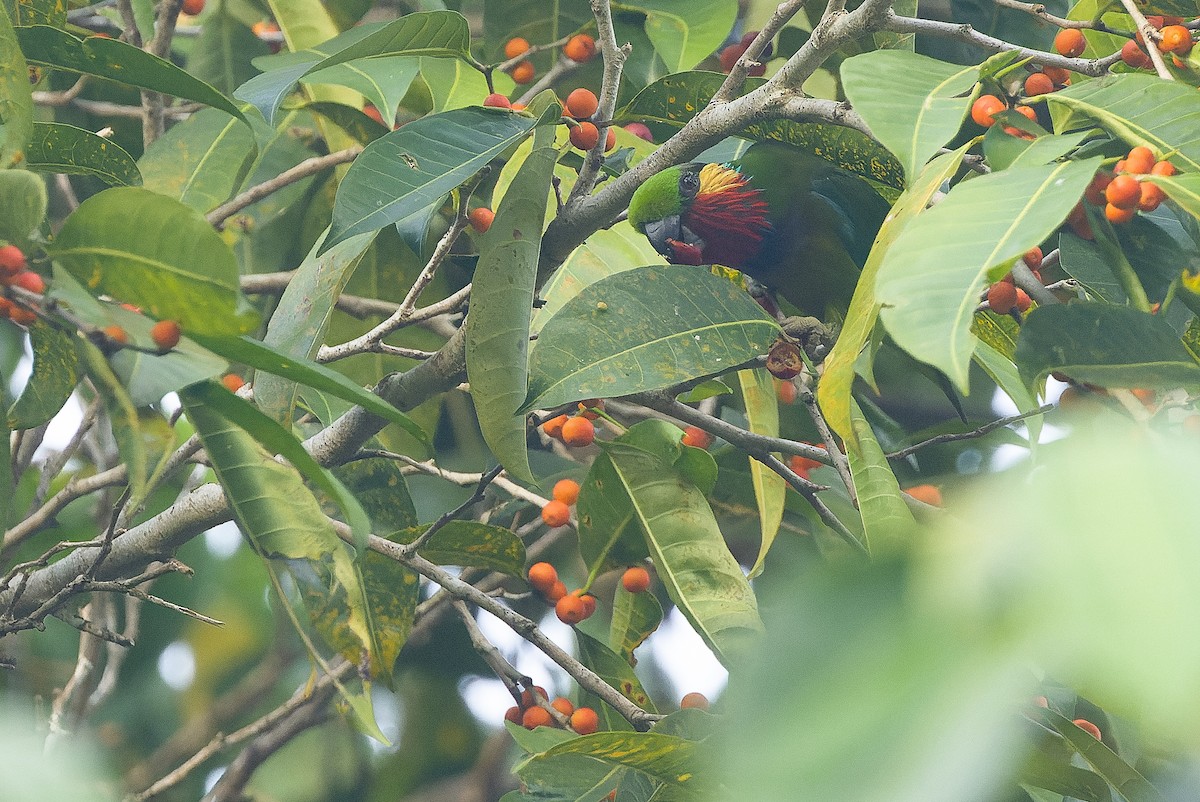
7, 320, 77, 430
847, 398, 916, 555
422, 55, 514, 113
604, 432, 762, 668
185, 381, 372, 554
187, 8, 269, 96
523, 266, 779, 412
739, 368, 785, 579
189, 333, 431, 452
138, 108, 257, 211
1045, 74, 1200, 171
518, 731, 703, 791
1037, 711, 1165, 802
1148, 172, 1200, 221
532, 221, 663, 330
1020, 727, 1110, 802
180, 389, 384, 684
297, 10, 470, 74
841, 51, 978, 183
26, 122, 141, 187
616, 71, 762, 128
973, 340, 1042, 446
609, 583, 663, 663
618, 0, 736, 73
984, 129, 1088, 172
465, 114, 557, 483
575, 631, 657, 730
392, 521, 526, 575
717, 556, 1033, 802
77, 339, 147, 502
877, 158, 1101, 393
17, 25, 245, 122
237, 14, 463, 126
51, 187, 258, 336
255, 231, 377, 424
819, 146, 969, 448
323, 106, 549, 252
1014, 302, 1200, 389
616, 71, 904, 191
0, 6, 32, 170
0, 167, 46, 243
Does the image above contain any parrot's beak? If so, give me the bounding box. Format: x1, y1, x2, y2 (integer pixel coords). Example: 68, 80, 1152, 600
641, 215, 681, 258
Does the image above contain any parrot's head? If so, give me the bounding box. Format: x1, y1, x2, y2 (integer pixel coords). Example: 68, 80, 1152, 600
627, 164, 708, 266
628, 162, 772, 268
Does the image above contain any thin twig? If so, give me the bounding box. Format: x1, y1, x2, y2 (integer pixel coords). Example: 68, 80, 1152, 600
318, 208, 471, 363
884, 12, 1124, 75
400, 464, 505, 555
716, 0, 809, 104
206, 147, 363, 228
992, 0, 1127, 33
564, 0, 628, 206
886, 405, 1054, 460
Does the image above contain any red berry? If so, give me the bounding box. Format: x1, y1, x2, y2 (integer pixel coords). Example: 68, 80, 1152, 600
1124, 146, 1155, 175
551, 697, 574, 716
541, 500, 571, 527
468, 207, 494, 233
545, 580, 567, 602
604, 127, 616, 152
1015, 287, 1031, 313
10, 271, 44, 294
1160, 25, 1192, 55
560, 416, 595, 447
552, 479, 580, 505
0, 245, 26, 277
1073, 718, 1102, 739
680, 426, 713, 449
1024, 72, 1055, 96
1105, 202, 1135, 224
527, 562, 558, 594
623, 122, 653, 142
522, 706, 553, 729
221, 373, 245, 392
103, 325, 128, 344
504, 37, 530, 59
542, 414, 568, 439
1105, 174, 1141, 209
362, 104, 385, 125
569, 121, 600, 151
1121, 40, 1151, 69
563, 34, 596, 63
1054, 28, 1086, 58
970, 95, 1005, 127
621, 566, 651, 593
181, 0, 205, 14
680, 692, 709, 710
987, 282, 1018, 314
483, 93, 512, 109
1023, 247, 1043, 269
555, 593, 587, 625
511, 61, 535, 84
903, 484, 943, 506
569, 706, 599, 734
505, 705, 522, 723
565, 88, 599, 120
150, 319, 181, 352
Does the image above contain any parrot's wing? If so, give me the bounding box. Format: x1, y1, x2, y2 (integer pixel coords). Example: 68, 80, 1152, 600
808, 171, 891, 266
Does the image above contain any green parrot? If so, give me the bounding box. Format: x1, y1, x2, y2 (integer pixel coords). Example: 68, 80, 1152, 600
626, 141, 891, 316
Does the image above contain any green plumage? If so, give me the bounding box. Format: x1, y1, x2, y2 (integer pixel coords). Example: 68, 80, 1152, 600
628, 142, 891, 316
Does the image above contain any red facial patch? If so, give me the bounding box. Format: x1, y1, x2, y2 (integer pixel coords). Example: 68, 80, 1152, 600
684, 163, 771, 268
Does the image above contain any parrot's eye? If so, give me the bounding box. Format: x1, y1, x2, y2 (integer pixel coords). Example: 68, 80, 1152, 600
679, 171, 700, 198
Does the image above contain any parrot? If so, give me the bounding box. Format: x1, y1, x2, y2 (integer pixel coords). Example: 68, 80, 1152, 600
626, 141, 891, 316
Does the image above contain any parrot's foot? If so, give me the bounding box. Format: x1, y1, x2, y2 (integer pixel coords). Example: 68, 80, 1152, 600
781, 316, 838, 364
744, 277, 784, 321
